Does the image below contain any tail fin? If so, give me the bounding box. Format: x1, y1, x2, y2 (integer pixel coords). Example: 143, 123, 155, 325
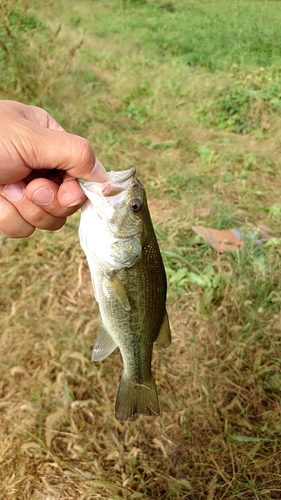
115, 374, 160, 420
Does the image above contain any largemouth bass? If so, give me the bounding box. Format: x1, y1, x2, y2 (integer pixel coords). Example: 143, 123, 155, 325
78, 167, 171, 420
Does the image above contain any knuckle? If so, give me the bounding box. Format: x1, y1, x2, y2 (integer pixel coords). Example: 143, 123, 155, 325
0, 197, 35, 237
27, 205, 62, 227
50, 217, 66, 231
27, 205, 66, 230
78, 138, 93, 167
26, 205, 46, 225
0, 195, 66, 235
17, 226, 35, 238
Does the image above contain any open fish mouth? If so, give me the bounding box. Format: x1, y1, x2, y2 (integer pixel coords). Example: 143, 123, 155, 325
78, 167, 137, 198
106, 167, 136, 184
78, 167, 142, 231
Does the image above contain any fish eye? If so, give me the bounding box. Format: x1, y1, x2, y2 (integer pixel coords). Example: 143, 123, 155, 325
131, 199, 143, 214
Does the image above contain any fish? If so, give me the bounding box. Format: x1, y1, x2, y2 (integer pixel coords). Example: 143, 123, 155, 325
78, 167, 171, 420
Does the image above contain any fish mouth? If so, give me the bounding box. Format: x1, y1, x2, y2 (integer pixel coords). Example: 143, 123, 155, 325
106, 167, 136, 184
78, 167, 136, 196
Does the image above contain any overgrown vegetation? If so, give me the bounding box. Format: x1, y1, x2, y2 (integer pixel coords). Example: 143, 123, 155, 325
197, 66, 281, 135
1, 0, 281, 498
0, 2, 83, 109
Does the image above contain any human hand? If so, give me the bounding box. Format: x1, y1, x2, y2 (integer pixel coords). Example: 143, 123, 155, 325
0, 100, 106, 237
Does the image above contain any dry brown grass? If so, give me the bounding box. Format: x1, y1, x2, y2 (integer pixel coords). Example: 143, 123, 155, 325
1, 205, 281, 499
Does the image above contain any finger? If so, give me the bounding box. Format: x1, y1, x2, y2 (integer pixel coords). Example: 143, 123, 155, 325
22, 126, 107, 182
0, 182, 66, 231
0, 101, 107, 183
23, 104, 66, 132
3, 100, 65, 131
25, 178, 85, 212
0, 196, 35, 238
57, 177, 86, 207
0, 125, 96, 182
30, 173, 86, 207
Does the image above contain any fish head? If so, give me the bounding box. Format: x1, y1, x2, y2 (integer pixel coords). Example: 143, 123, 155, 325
79, 167, 146, 237
78, 167, 147, 269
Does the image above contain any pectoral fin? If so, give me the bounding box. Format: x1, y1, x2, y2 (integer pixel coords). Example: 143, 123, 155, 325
155, 311, 171, 348
105, 270, 131, 311
92, 324, 117, 361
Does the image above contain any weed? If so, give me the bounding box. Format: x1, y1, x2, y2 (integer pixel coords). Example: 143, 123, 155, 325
197, 66, 281, 134
0, 0, 83, 108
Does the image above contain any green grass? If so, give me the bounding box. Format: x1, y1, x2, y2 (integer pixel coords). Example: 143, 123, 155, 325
1, 0, 281, 498
59, 0, 281, 71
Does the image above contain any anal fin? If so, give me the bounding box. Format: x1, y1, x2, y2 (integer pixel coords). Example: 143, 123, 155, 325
155, 311, 171, 348
92, 324, 117, 361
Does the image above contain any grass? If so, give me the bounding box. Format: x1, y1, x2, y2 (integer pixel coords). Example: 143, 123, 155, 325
1, 0, 281, 498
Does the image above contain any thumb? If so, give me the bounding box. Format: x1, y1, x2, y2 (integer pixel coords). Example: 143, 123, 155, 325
16, 123, 106, 182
